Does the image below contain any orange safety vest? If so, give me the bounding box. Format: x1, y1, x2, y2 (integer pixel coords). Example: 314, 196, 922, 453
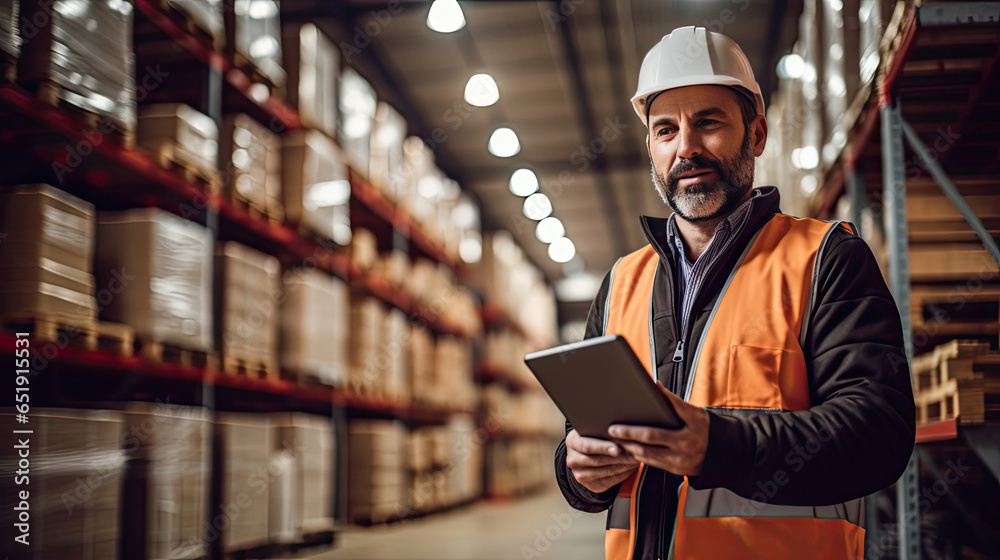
603, 214, 866, 560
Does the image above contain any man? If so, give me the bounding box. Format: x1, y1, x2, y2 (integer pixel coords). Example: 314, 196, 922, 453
554, 26, 915, 559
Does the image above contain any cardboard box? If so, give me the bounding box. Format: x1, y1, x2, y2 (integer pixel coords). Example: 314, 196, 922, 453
167, 0, 224, 48
0, 184, 95, 276
282, 128, 351, 244
221, 113, 283, 219
0, 409, 123, 560
280, 268, 348, 385
348, 421, 406, 523
121, 403, 211, 560
215, 242, 280, 372
217, 413, 273, 551
282, 23, 337, 137
0, 0, 19, 59
348, 297, 384, 394
224, 0, 285, 87
369, 102, 406, 200
269, 413, 335, 542
17, 0, 135, 131
338, 68, 376, 176
137, 103, 219, 180
96, 208, 213, 351
350, 228, 377, 271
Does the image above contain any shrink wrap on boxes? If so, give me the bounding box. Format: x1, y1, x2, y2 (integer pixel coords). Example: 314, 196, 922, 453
1, 0, 19, 59
121, 403, 211, 560
283, 23, 338, 137
339, 68, 377, 176
370, 102, 407, 200
221, 113, 283, 219
217, 413, 273, 551
96, 208, 213, 351
348, 297, 384, 395
0, 185, 97, 318
167, 0, 224, 48
0, 409, 124, 560
137, 104, 219, 182
226, 0, 285, 86
216, 242, 280, 375
269, 413, 336, 542
348, 420, 406, 523
282, 128, 351, 244
280, 268, 349, 386
18, 0, 135, 131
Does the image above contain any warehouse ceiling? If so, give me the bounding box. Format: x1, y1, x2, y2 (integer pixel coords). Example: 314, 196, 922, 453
283, 0, 803, 298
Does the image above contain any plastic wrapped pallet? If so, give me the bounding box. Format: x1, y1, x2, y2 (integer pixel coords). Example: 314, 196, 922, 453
225, 0, 286, 87
434, 336, 474, 410
217, 413, 273, 551
1, 0, 19, 61
409, 324, 435, 407
18, 0, 135, 132
383, 307, 410, 402
280, 268, 348, 386
370, 102, 407, 200
216, 242, 280, 376
0, 185, 97, 319
349, 228, 377, 270
339, 67, 377, 177
282, 23, 338, 137
0, 409, 123, 560
348, 297, 384, 395
348, 420, 406, 523
282, 128, 351, 244
221, 113, 283, 220
269, 413, 335, 543
120, 403, 211, 560
137, 104, 219, 183
167, 0, 224, 48
96, 208, 213, 351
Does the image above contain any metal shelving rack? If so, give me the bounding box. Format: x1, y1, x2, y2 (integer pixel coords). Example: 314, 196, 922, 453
809, 2, 1000, 558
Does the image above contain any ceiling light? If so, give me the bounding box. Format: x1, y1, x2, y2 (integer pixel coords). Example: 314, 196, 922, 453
776, 54, 805, 80
523, 193, 552, 221
452, 201, 478, 229
427, 0, 465, 33
464, 74, 499, 107
509, 168, 538, 196
488, 127, 520, 158
548, 237, 576, 263
535, 217, 565, 243
797, 146, 820, 170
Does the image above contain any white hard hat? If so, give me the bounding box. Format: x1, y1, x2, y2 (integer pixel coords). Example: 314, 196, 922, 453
631, 26, 765, 122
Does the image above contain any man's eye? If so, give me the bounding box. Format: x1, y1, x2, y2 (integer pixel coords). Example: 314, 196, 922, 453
657, 128, 676, 137
700, 119, 720, 127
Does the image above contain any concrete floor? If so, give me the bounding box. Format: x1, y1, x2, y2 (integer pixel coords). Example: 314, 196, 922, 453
311, 483, 606, 560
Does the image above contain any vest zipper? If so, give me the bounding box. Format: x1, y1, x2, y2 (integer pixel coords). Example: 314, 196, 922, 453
671, 340, 684, 362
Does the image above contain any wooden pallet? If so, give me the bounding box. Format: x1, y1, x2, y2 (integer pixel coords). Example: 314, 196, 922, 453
2, 313, 134, 357
146, 139, 222, 193
28, 80, 135, 149
221, 353, 278, 380
912, 340, 1000, 424
137, 338, 215, 369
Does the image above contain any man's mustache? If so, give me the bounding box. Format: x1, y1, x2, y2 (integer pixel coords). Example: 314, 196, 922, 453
667, 156, 725, 186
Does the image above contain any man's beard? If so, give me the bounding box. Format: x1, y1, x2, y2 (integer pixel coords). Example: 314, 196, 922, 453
651, 131, 756, 222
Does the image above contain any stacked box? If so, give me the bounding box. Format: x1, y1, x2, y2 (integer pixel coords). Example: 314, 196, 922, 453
383, 307, 410, 401
350, 228, 377, 271
370, 102, 407, 200
166, 0, 224, 48
433, 336, 475, 411
282, 128, 351, 244
450, 194, 481, 263
348, 420, 406, 523
0, 185, 97, 319
409, 325, 435, 407
0, 409, 123, 560
339, 68, 377, 176
485, 439, 550, 497
283, 23, 337, 137
348, 297, 383, 394
481, 385, 563, 437
485, 331, 534, 388
137, 104, 220, 181
269, 413, 335, 542
225, 0, 285, 87
18, 0, 135, 132
280, 268, 348, 386
217, 413, 273, 551
121, 403, 211, 560
221, 113, 283, 220
447, 416, 482, 505
372, 249, 410, 287
1, 0, 19, 61
96, 208, 213, 351
401, 136, 440, 233
216, 242, 280, 373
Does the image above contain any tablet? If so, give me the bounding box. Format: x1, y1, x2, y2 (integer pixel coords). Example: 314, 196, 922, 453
524, 335, 684, 439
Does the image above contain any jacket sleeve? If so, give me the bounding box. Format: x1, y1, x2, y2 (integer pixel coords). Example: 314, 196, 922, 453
554, 271, 621, 512
690, 230, 916, 505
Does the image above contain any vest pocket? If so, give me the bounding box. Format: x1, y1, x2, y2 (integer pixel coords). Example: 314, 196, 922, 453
726, 345, 789, 409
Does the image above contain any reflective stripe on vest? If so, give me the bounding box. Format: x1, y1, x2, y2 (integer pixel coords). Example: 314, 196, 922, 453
602, 215, 865, 560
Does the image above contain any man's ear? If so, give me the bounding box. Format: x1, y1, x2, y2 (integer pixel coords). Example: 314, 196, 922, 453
752, 116, 768, 157
645, 133, 651, 160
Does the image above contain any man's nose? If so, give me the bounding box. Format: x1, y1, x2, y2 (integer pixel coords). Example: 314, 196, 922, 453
676, 126, 702, 160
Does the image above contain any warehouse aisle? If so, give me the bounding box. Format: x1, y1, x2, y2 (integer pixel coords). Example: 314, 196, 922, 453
313, 485, 605, 560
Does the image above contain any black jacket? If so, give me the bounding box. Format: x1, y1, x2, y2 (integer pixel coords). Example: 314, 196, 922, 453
554, 187, 916, 559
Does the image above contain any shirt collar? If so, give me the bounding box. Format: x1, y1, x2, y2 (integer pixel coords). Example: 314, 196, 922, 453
665, 188, 759, 263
